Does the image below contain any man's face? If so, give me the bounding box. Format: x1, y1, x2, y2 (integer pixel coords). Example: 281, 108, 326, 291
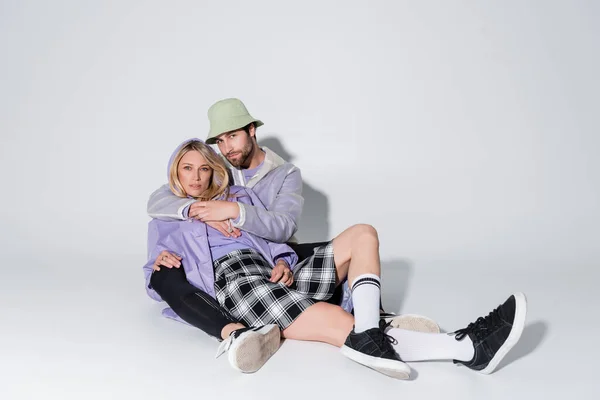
214, 126, 255, 168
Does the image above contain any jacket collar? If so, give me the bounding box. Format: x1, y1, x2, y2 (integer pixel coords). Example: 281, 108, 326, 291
227, 146, 287, 188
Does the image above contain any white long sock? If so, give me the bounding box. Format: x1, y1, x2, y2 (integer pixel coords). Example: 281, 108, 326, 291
387, 328, 474, 362
351, 274, 381, 333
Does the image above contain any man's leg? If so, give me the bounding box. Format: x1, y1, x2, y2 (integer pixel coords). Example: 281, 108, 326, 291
282, 302, 353, 346
290, 239, 441, 333
325, 224, 439, 378
283, 292, 527, 378
384, 292, 527, 375
283, 225, 411, 379
330, 224, 384, 332
150, 267, 280, 373
281, 300, 411, 379
288, 241, 328, 262
288, 241, 344, 305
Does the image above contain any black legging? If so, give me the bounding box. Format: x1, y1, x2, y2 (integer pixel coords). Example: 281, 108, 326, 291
149, 241, 336, 339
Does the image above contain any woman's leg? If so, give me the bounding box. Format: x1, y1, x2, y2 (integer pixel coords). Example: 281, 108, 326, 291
150, 267, 243, 339
151, 266, 282, 373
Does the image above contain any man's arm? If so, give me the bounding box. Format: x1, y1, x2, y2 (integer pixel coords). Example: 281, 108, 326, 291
234, 188, 299, 270
147, 184, 195, 221
233, 166, 304, 243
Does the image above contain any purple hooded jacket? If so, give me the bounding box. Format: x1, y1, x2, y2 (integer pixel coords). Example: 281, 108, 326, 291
142, 139, 298, 310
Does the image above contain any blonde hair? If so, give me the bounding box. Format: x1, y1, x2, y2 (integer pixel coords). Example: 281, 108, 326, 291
168, 140, 230, 201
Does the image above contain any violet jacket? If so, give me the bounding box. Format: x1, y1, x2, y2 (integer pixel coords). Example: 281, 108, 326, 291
143, 185, 298, 301
147, 146, 303, 243
143, 138, 353, 313
143, 138, 298, 302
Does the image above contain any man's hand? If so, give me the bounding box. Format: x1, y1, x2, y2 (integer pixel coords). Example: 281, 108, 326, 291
270, 260, 294, 287
153, 250, 182, 271
206, 221, 241, 238
189, 201, 239, 222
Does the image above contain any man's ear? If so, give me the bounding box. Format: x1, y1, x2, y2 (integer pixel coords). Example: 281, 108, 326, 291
248, 123, 256, 139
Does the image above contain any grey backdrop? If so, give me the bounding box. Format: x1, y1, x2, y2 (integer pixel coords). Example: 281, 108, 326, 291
0, 1, 598, 398
1, 0, 597, 269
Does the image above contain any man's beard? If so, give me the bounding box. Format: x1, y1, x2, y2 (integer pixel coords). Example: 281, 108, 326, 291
228, 141, 254, 168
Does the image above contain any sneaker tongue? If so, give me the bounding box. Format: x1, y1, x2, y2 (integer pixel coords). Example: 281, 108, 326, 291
379, 319, 392, 332
215, 326, 254, 359
215, 336, 233, 359
500, 296, 516, 319
372, 326, 397, 351
231, 326, 253, 338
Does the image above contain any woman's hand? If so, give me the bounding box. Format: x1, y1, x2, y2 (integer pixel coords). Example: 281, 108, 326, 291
206, 220, 241, 238
153, 250, 182, 271
189, 201, 239, 222
270, 260, 294, 287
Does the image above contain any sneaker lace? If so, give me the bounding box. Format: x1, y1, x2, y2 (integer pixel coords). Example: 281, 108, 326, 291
377, 320, 399, 349
453, 305, 503, 342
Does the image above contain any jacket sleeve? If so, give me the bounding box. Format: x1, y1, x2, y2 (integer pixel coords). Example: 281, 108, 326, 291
232, 166, 303, 243
143, 220, 168, 302
147, 184, 195, 221
235, 189, 298, 269
271, 244, 298, 270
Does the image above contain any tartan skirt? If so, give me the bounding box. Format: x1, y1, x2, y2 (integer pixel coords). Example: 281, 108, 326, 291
213, 242, 337, 329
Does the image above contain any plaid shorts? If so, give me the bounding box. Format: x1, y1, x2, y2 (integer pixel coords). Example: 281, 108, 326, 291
213, 242, 336, 329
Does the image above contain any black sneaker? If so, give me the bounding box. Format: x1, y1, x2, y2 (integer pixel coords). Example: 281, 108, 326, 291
452, 292, 527, 374
215, 324, 281, 373
340, 320, 411, 379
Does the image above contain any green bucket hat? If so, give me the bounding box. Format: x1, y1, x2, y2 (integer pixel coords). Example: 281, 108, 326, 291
206, 98, 264, 144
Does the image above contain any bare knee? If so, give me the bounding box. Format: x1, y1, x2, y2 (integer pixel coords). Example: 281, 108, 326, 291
333, 224, 379, 270
350, 224, 379, 245
282, 302, 353, 347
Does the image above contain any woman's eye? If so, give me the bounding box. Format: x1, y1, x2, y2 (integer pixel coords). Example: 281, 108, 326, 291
183, 166, 191, 170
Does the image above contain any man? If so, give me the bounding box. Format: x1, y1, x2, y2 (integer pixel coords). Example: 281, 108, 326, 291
147, 98, 439, 372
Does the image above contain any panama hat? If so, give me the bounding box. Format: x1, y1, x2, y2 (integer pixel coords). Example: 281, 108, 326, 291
206, 98, 264, 144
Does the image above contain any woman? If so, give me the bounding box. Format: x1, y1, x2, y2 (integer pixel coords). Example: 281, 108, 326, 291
143, 139, 528, 379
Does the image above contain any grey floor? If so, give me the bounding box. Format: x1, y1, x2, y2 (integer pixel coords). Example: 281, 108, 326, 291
1, 254, 598, 399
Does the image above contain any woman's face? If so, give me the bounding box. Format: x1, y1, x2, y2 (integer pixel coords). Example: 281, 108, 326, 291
177, 150, 213, 197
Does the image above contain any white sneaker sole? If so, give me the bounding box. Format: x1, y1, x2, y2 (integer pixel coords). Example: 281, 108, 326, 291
479, 292, 527, 374
340, 345, 411, 380
385, 314, 441, 334
229, 325, 281, 373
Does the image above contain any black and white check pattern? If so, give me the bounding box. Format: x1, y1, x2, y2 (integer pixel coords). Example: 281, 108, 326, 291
214, 242, 336, 329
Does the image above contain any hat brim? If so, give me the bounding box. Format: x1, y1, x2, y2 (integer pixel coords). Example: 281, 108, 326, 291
206, 118, 263, 144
